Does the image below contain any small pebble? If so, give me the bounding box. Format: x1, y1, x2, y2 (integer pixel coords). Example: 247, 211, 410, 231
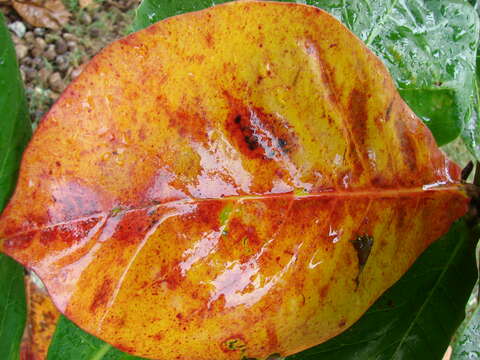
24, 67, 36, 81
33, 28, 45, 36
63, 33, 78, 42
31, 57, 42, 68
31, 37, 47, 57
55, 38, 68, 55
22, 57, 33, 66
24, 31, 34, 43
81, 12, 92, 25
48, 72, 64, 93
15, 44, 28, 60
34, 37, 47, 51
39, 67, 52, 83
31, 46, 42, 58
67, 41, 77, 51
8, 21, 26, 38
19, 64, 34, 81
55, 55, 69, 72
44, 45, 56, 61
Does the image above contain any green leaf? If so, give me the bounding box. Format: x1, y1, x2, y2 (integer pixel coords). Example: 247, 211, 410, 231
0, 255, 27, 360
0, 15, 32, 210
452, 304, 480, 359
0, 12, 31, 360
462, 2, 480, 160
134, 0, 478, 147
287, 220, 478, 360
47, 316, 146, 360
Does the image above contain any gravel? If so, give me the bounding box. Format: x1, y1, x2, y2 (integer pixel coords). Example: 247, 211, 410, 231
1, 0, 138, 124
14, 44, 28, 59
44, 44, 56, 61
48, 72, 64, 93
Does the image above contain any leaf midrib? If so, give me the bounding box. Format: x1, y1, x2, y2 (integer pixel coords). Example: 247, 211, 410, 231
1, 183, 464, 241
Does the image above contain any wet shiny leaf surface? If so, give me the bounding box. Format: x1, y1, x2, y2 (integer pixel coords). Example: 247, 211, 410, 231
135, 0, 479, 148
0, 2, 470, 359
20, 272, 60, 360
0, 254, 26, 360
0, 12, 30, 360
287, 219, 478, 360
462, 1, 480, 161
452, 304, 480, 360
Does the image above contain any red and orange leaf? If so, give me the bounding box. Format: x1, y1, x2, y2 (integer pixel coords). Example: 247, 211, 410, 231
0, 2, 468, 359
20, 273, 60, 360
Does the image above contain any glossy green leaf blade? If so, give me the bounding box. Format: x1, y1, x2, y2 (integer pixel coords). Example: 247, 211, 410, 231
0, 12, 31, 360
462, 1, 480, 161
133, 0, 227, 32
0, 255, 27, 360
0, 14, 31, 210
287, 220, 477, 360
452, 304, 480, 360
134, 0, 478, 147
47, 316, 146, 360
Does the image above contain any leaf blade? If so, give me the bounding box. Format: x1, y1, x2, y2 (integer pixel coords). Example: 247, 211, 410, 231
287, 220, 477, 360
451, 304, 480, 360
47, 316, 145, 360
0, 12, 31, 360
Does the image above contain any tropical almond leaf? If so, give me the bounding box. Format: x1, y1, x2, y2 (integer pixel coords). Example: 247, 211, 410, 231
0, 2, 470, 359
287, 219, 478, 360
20, 272, 60, 360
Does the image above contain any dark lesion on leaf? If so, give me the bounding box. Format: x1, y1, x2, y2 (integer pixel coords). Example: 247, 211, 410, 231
351, 234, 374, 288
222, 337, 247, 352
385, 99, 394, 122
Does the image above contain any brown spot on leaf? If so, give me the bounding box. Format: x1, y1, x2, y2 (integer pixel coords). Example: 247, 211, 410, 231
112, 210, 153, 245
224, 93, 298, 160
351, 234, 374, 287
320, 284, 330, 298
221, 335, 247, 353
90, 278, 112, 313
395, 119, 418, 171
205, 32, 214, 47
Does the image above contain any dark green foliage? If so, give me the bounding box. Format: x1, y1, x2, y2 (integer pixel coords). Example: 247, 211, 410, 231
0, 12, 31, 360
47, 316, 146, 360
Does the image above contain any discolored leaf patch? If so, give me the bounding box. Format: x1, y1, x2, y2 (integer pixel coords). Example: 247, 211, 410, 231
0, 2, 470, 360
